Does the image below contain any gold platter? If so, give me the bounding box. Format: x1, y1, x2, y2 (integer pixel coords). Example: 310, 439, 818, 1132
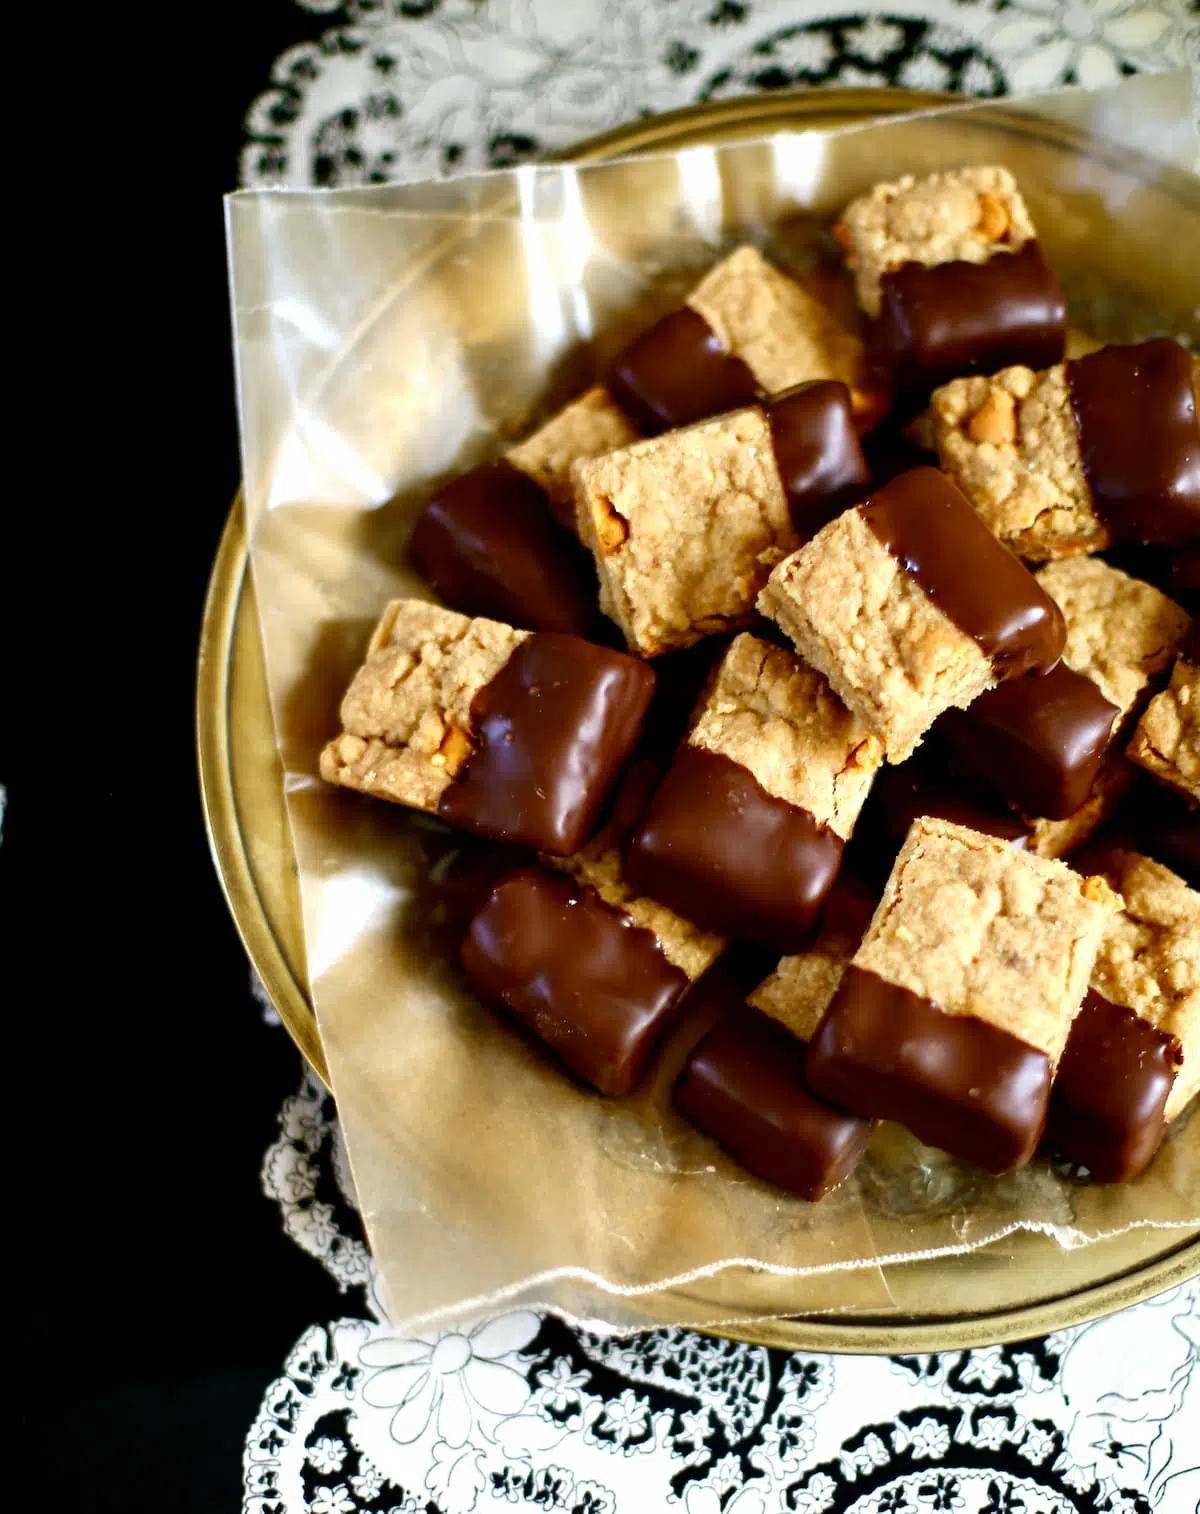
198, 86, 1199, 1350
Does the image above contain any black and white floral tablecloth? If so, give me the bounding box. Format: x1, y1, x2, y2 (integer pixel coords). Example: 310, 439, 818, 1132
234, 5, 1199, 1510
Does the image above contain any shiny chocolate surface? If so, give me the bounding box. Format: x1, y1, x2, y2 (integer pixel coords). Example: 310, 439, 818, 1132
860, 468, 1067, 679
461, 867, 689, 1096
764, 380, 871, 541
675, 1006, 873, 1200
411, 459, 599, 635
439, 633, 655, 855
1068, 340, 1200, 546
874, 241, 1066, 401
806, 965, 1053, 1173
1043, 990, 1182, 1183
939, 661, 1119, 820
605, 306, 762, 435
626, 744, 844, 952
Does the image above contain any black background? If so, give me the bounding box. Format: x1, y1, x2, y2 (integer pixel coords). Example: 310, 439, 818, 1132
12, 5, 345, 1507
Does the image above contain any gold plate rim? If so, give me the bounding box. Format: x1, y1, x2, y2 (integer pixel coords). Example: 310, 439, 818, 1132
198, 85, 1199, 1348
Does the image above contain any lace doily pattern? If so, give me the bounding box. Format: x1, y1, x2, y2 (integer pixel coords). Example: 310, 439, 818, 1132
246, 1071, 1199, 1514
239, 0, 1198, 188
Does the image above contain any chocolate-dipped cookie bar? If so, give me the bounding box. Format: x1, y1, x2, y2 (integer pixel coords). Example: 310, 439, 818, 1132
930, 340, 1200, 557
607, 245, 863, 434
939, 557, 1191, 821
835, 166, 1066, 401
806, 817, 1118, 1172
461, 852, 724, 1097
675, 890, 875, 1199
319, 600, 654, 854
1128, 625, 1200, 803
626, 633, 883, 949
757, 467, 1066, 761
1044, 851, 1198, 1182
573, 383, 869, 658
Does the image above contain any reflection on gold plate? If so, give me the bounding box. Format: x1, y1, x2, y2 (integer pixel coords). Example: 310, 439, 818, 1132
198, 86, 1200, 1350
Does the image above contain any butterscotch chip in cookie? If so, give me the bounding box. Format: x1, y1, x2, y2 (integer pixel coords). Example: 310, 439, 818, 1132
932, 340, 1200, 556
836, 167, 1037, 318
1128, 628, 1200, 802
506, 387, 638, 529
1045, 851, 1199, 1180
930, 364, 1105, 559
320, 600, 528, 812
834, 167, 1063, 398
626, 634, 883, 949
806, 817, 1118, 1172
573, 407, 796, 657
321, 600, 655, 854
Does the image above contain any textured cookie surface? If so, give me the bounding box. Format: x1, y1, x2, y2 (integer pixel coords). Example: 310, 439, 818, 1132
688, 633, 883, 838
854, 817, 1118, 1062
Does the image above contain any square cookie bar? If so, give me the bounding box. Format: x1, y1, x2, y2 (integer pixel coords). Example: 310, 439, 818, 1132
930, 340, 1200, 557
835, 166, 1065, 398
626, 633, 883, 949
319, 600, 654, 854
574, 406, 796, 656
461, 853, 724, 1097
674, 889, 876, 1200
939, 557, 1190, 820
757, 467, 1065, 760
1044, 851, 1198, 1181
806, 817, 1118, 1172
1128, 626, 1200, 802
606, 244, 863, 435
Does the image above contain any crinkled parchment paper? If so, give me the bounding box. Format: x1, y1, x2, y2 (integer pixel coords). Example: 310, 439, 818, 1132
227, 72, 1199, 1334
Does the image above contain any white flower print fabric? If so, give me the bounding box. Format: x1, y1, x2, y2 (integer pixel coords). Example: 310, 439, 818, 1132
245, 1071, 1199, 1513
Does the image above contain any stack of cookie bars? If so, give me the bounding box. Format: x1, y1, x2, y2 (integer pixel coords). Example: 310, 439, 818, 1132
321, 168, 1199, 1199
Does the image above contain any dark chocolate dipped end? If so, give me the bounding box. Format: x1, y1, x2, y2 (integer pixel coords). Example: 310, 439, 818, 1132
462, 867, 690, 1096
763, 380, 871, 541
626, 745, 844, 952
806, 965, 1053, 1173
849, 743, 1032, 887
438, 634, 656, 855
938, 661, 1119, 821
874, 241, 1066, 405
859, 468, 1066, 679
605, 306, 762, 435
411, 459, 600, 636
1043, 989, 1182, 1183
1068, 339, 1200, 547
675, 1006, 873, 1200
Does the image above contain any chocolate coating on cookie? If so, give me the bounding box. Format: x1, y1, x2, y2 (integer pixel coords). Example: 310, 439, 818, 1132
764, 380, 871, 540
626, 745, 844, 952
860, 468, 1067, 679
675, 1006, 873, 1199
411, 460, 600, 635
1068, 340, 1200, 546
1043, 989, 1183, 1182
606, 307, 762, 435
462, 867, 689, 1096
439, 634, 655, 854
806, 965, 1053, 1173
874, 241, 1065, 401
939, 661, 1119, 821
